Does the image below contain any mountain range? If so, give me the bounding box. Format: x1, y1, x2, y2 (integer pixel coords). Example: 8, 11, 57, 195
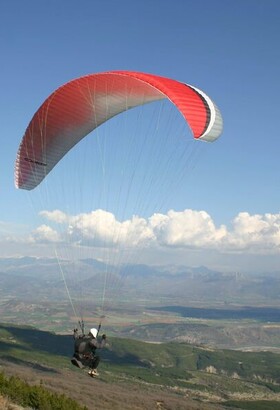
0, 256, 280, 306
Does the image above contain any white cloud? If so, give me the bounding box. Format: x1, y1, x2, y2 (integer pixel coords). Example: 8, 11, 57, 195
224, 212, 280, 253
39, 210, 68, 224
149, 210, 280, 254
30, 224, 61, 243
67, 210, 154, 247
150, 209, 227, 248
68, 209, 119, 246
4, 209, 280, 257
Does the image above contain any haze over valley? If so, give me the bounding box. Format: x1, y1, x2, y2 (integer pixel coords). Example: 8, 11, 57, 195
1, 256, 280, 352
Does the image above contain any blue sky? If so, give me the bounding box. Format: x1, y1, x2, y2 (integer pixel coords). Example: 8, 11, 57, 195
1, 0, 280, 273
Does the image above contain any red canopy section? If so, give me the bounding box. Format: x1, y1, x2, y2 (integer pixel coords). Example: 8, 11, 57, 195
15, 71, 223, 190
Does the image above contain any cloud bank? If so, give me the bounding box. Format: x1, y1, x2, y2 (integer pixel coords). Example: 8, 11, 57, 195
26, 208, 280, 255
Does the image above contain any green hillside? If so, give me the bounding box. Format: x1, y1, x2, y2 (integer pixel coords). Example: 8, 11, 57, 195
0, 372, 87, 410
1, 323, 280, 409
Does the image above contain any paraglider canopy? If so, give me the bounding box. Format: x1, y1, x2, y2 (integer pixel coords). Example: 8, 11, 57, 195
15, 71, 223, 191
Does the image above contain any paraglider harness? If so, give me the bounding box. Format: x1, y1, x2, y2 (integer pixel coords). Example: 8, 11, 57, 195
71, 321, 102, 368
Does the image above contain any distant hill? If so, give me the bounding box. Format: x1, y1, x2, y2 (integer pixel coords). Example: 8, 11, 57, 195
1, 256, 280, 305
1, 322, 280, 409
